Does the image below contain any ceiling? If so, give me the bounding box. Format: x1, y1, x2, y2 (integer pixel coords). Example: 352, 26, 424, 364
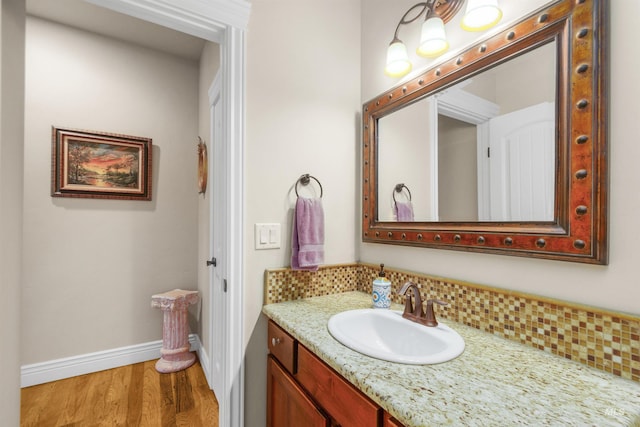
26, 0, 207, 61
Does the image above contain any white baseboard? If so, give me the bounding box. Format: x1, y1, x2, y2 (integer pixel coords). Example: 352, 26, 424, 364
196, 341, 211, 387
21, 334, 201, 388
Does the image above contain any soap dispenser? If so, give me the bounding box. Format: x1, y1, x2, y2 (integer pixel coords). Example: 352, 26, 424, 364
372, 263, 391, 309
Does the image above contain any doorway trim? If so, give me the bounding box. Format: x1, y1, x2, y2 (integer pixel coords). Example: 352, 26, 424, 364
85, 1, 249, 426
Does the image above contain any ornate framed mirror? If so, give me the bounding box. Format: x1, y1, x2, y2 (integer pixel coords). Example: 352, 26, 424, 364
362, 0, 608, 264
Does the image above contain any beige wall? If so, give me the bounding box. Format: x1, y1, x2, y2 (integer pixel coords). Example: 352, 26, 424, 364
438, 115, 477, 221
378, 100, 434, 221
360, 1, 640, 315
492, 42, 555, 114
21, 17, 200, 364
197, 41, 220, 357
0, 0, 24, 423
243, 0, 361, 424
467, 41, 556, 115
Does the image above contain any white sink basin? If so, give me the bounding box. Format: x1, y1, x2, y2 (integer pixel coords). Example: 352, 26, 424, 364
327, 309, 465, 364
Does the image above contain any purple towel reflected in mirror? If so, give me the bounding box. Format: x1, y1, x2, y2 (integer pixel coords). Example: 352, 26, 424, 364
395, 201, 414, 222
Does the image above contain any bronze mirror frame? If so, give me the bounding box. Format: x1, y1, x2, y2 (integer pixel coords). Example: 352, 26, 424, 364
362, 0, 608, 264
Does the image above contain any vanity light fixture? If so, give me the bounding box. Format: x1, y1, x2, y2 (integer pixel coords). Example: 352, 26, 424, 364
417, 8, 449, 57
384, 0, 502, 78
460, 0, 503, 31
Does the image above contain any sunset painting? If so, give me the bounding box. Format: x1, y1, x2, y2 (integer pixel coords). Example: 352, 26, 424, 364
66, 140, 140, 189
52, 127, 152, 201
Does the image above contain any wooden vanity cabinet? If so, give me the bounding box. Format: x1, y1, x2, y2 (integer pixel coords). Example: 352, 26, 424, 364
267, 320, 326, 426
267, 320, 406, 427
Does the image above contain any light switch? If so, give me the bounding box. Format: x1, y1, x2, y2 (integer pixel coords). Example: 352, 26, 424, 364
255, 223, 281, 250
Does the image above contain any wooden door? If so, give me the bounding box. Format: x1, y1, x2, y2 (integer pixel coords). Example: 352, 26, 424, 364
267, 356, 329, 427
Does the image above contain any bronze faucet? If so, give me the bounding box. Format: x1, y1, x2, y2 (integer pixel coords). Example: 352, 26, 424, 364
398, 281, 447, 327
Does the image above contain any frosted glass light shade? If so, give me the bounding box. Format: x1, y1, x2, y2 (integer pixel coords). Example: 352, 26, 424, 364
461, 0, 503, 31
385, 41, 412, 77
417, 17, 448, 58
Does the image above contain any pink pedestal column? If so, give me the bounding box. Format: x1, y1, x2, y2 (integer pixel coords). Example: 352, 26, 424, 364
151, 289, 200, 373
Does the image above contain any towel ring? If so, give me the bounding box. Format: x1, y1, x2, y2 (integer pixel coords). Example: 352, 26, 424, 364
393, 183, 412, 203
295, 174, 323, 198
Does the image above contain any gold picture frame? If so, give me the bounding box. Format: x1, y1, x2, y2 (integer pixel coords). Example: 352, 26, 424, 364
51, 127, 152, 201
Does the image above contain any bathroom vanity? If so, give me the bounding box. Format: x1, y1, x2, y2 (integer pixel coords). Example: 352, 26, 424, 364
263, 292, 640, 427
267, 320, 402, 426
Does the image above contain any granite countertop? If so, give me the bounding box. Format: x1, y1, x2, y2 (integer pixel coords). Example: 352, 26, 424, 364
262, 291, 640, 427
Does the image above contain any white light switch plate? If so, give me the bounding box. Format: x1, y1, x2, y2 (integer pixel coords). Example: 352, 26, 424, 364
255, 223, 281, 249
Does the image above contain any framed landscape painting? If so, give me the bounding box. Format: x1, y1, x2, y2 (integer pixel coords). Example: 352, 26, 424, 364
51, 127, 152, 201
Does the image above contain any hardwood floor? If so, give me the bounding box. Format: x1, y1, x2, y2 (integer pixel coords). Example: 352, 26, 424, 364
21, 356, 218, 426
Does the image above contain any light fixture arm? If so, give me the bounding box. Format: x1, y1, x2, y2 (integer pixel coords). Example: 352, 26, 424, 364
390, 1, 436, 43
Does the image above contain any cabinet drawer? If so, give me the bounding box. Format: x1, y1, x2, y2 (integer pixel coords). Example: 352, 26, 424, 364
268, 320, 296, 374
296, 344, 381, 427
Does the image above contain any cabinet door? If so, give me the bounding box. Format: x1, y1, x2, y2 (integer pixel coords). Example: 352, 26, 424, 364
296, 345, 381, 427
383, 412, 406, 427
267, 356, 330, 427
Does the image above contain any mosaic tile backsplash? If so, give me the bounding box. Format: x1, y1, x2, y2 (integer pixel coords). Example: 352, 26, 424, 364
264, 263, 640, 383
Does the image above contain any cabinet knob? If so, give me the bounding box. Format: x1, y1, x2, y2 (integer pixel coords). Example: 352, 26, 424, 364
271, 337, 281, 346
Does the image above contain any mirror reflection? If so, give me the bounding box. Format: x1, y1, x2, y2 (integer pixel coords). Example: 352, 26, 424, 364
378, 41, 556, 222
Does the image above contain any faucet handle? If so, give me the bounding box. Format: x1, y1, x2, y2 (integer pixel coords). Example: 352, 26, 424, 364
429, 299, 447, 306
423, 299, 447, 327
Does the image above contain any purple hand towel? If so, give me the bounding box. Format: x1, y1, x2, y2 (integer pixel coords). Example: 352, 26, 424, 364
395, 201, 414, 222
291, 197, 324, 271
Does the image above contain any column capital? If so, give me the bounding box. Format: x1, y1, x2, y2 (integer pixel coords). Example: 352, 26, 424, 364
151, 289, 199, 311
